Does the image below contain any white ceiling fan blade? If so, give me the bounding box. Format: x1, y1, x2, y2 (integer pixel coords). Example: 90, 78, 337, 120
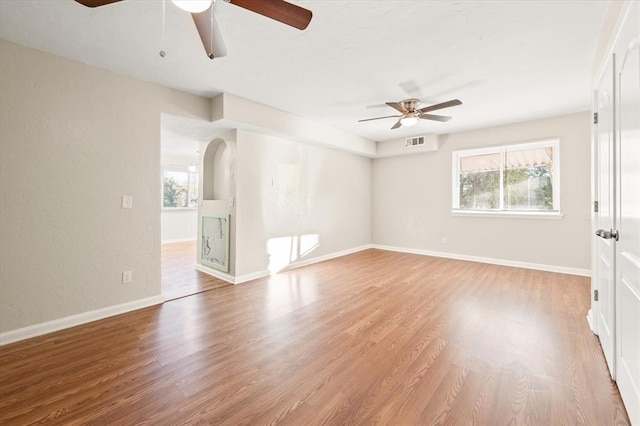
358, 115, 401, 122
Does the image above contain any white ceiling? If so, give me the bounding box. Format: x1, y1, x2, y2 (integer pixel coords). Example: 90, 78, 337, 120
1, 0, 606, 146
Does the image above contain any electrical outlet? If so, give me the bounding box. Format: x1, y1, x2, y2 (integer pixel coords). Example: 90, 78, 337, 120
122, 271, 132, 283
122, 195, 133, 209
441, 237, 447, 244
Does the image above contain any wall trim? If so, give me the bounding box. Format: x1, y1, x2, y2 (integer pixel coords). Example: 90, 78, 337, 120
161, 237, 197, 245
194, 264, 236, 284
371, 244, 591, 277
197, 244, 373, 285
0, 295, 164, 346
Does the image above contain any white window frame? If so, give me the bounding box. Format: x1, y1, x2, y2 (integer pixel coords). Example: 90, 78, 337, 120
162, 166, 199, 210
452, 139, 562, 219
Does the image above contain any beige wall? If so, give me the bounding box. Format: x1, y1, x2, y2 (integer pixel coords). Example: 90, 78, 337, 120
235, 130, 371, 278
0, 40, 210, 333
372, 112, 592, 271
0, 38, 593, 337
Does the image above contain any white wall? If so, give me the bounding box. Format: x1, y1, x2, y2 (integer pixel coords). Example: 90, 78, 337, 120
161, 209, 197, 243
372, 112, 592, 271
0, 40, 210, 334
234, 130, 372, 278
161, 152, 198, 243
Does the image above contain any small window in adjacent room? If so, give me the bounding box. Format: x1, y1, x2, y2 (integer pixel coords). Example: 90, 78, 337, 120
452, 139, 560, 218
162, 168, 198, 209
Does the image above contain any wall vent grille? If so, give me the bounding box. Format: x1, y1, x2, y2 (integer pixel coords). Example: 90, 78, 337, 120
405, 136, 425, 147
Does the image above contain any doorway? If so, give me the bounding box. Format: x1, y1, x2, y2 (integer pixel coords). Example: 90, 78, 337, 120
160, 114, 230, 300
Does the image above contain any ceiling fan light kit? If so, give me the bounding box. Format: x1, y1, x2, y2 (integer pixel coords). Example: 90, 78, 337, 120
171, 0, 213, 13
400, 114, 419, 127
359, 98, 462, 130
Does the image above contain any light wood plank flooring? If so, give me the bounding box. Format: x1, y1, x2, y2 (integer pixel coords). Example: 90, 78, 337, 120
162, 240, 230, 301
0, 250, 630, 424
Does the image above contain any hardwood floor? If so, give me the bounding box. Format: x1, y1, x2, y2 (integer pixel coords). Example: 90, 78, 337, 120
0, 250, 630, 425
162, 240, 230, 301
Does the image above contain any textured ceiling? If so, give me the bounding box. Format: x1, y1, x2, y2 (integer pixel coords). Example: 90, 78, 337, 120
0, 0, 606, 144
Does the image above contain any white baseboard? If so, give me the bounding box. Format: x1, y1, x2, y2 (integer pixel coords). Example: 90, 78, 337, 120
196, 244, 373, 285
371, 244, 591, 277
161, 237, 197, 245
0, 295, 164, 346
194, 264, 236, 284
234, 269, 270, 284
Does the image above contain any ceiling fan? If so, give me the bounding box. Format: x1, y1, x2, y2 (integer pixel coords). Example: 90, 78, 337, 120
359, 98, 462, 130
74, 0, 313, 59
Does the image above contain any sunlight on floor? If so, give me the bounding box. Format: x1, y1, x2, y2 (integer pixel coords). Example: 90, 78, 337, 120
267, 234, 319, 274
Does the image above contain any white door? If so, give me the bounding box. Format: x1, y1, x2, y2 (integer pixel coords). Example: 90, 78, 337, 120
595, 55, 616, 378
615, 32, 640, 425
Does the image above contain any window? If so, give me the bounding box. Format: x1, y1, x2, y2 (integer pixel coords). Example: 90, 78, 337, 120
452, 140, 560, 217
163, 168, 198, 208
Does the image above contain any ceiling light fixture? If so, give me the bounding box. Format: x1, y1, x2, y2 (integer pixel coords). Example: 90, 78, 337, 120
171, 0, 212, 13
400, 114, 419, 127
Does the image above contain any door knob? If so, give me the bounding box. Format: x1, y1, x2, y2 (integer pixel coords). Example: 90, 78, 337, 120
596, 228, 619, 241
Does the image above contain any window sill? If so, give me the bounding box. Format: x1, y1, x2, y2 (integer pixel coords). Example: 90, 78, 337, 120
451, 210, 564, 220
162, 207, 198, 212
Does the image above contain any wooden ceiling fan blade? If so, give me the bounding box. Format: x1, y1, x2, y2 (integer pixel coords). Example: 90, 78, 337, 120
229, 0, 312, 30
358, 115, 401, 123
419, 114, 452, 122
192, 10, 227, 59
386, 102, 408, 114
74, 0, 122, 7
391, 119, 403, 130
418, 99, 462, 113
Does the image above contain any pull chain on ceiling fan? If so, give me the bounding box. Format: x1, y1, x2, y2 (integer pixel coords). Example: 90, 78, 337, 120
74, 0, 313, 59
359, 98, 463, 130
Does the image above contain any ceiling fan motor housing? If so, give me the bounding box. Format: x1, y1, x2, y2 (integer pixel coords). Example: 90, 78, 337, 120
401, 99, 421, 111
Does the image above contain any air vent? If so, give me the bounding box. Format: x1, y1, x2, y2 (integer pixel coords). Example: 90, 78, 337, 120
405, 136, 425, 147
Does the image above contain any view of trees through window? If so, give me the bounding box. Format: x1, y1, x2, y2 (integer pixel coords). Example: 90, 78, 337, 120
455, 143, 556, 212
163, 169, 198, 208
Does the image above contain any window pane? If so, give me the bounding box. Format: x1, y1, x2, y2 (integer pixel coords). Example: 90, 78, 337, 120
163, 170, 188, 208
188, 172, 199, 208
453, 141, 557, 212
504, 147, 553, 210
459, 153, 501, 209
